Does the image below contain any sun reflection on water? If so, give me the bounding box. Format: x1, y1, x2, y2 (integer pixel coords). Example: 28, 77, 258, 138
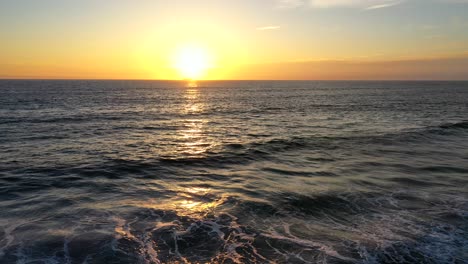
172, 86, 217, 157
173, 187, 227, 217
183, 86, 202, 113
186, 81, 198, 88
126, 87, 225, 218
126, 187, 226, 218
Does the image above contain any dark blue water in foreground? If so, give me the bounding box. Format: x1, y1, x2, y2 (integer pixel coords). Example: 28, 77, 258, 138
0, 80, 467, 264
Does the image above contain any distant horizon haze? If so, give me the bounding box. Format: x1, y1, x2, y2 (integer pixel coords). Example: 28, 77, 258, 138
2, 55, 468, 81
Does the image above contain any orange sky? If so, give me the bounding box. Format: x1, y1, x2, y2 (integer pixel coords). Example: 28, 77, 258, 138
1, 0, 468, 80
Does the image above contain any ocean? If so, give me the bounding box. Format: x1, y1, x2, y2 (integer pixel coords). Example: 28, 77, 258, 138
0, 80, 467, 263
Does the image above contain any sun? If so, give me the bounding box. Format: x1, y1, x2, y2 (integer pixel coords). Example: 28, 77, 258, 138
173, 44, 212, 80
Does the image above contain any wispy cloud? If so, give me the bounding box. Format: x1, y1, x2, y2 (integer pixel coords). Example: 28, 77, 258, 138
278, 0, 404, 10
277, 0, 468, 10
440, 0, 468, 3
365, 1, 401, 9
256, 26, 281, 31
309, 0, 403, 9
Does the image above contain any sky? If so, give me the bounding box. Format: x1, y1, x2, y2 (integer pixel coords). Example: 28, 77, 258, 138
1, 0, 468, 80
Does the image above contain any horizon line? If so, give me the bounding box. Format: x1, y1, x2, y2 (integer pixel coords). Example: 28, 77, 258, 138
1, 78, 468, 82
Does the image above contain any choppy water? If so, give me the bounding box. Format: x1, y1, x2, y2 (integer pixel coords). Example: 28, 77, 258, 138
0, 80, 467, 264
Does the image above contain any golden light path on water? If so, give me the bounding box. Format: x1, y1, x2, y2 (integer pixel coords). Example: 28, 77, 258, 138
166, 83, 227, 217
108, 82, 241, 264
123, 187, 227, 218
180, 83, 214, 157
127, 82, 226, 218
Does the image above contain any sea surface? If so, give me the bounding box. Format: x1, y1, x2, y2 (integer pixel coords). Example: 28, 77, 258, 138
0, 80, 467, 264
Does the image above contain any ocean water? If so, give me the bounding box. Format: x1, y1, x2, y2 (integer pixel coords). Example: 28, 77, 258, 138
0, 80, 467, 264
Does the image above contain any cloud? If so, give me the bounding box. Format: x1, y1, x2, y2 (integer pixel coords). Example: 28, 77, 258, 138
365, 1, 401, 9
256, 26, 281, 31
439, 0, 468, 2
277, 0, 468, 10
309, 0, 402, 9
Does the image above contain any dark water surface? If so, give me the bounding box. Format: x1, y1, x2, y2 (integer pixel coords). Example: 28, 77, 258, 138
0, 80, 467, 263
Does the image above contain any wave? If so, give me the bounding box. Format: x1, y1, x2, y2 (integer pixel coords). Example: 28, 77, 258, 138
238, 120, 468, 158
0, 116, 122, 125
438, 121, 468, 130
2, 190, 465, 263
4, 121, 467, 178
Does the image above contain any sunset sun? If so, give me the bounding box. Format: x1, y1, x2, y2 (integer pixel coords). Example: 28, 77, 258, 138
173, 45, 212, 80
